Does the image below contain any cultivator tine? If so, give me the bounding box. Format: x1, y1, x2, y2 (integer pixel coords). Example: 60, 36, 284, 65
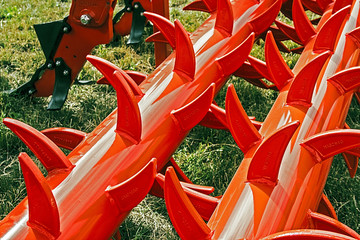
18, 152, 60, 238
287, 51, 331, 107
123, 70, 147, 85
301, 129, 360, 162
143, 12, 176, 49
164, 167, 212, 239
275, 20, 304, 45
183, 0, 217, 12
328, 67, 360, 94
265, 31, 294, 90
249, 0, 282, 35
332, 0, 353, 13
225, 84, 262, 153
216, 33, 255, 76
86, 55, 144, 100
307, 211, 360, 239
41, 127, 87, 151
313, 6, 351, 52
3, 118, 73, 172
293, 0, 317, 44
214, 0, 233, 37
247, 121, 300, 186
106, 159, 157, 212
172, 84, 215, 131
317, 193, 338, 219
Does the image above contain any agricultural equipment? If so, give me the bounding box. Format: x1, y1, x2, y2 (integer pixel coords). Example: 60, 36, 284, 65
8, 0, 170, 110
1, 0, 360, 239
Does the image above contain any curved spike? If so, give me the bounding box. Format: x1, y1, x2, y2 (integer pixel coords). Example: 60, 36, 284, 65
3, 118, 73, 172
265, 31, 294, 90
86, 55, 144, 99
332, 0, 353, 13
164, 167, 211, 240
226, 84, 262, 153
249, 0, 282, 35
247, 56, 274, 82
314, 6, 351, 53
18, 152, 60, 238
328, 66, 360, 95
293, 0, 317, 44
215, 0, 233, 37
41, 127, 87, 151
173, 20, 196, 80
216, 33, 255, 76
160, 157, 193, 184
302, 0, 324, 15
301, 129, 360, 162
275, 20, 303, 45
113, 71, 142, 144
287, 51, 331, 107
143, 12, 176, 49
317, 0, 334, 11
106, 158, 157, 212
247, 121, 300, 186
317, 193, 338, 220
172, 84, 215, 131
183, 0, 215, 13
262, 229, 356, 239
308, 211, 360, 239
346, 27, 360, 48
208, 103, 228, 129
341, 152, 359, 178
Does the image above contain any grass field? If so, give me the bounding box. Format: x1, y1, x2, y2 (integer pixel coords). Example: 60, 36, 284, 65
0, 0, 359, 239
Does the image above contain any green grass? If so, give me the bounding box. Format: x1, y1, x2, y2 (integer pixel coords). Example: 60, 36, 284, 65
0, 0, 359, 239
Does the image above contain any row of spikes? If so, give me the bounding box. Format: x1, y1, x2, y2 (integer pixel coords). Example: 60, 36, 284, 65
237, 0, 355, 89
1, 9, 261, 237
160, 85, 360, 239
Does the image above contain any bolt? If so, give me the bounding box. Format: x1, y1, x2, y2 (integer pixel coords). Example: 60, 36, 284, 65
127, 7, 131, 11
63, 27, 70, 33
140, 12, 144, 16
56, 60, 61, 66
47, 63, 53, 69
134, 4, 139, 9
80, 14, 92, 25
63, 70, 69, 76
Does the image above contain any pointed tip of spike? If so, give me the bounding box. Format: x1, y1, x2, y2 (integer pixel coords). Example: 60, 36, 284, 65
226, 84, 262, 153
143, 12, 176, 49
173, 20, 196, 81
249, 0, 282, 35
18, 152, 60, 238
183, 0, 213, 12
112, 71, 142, 144
265, 31, 294, 90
